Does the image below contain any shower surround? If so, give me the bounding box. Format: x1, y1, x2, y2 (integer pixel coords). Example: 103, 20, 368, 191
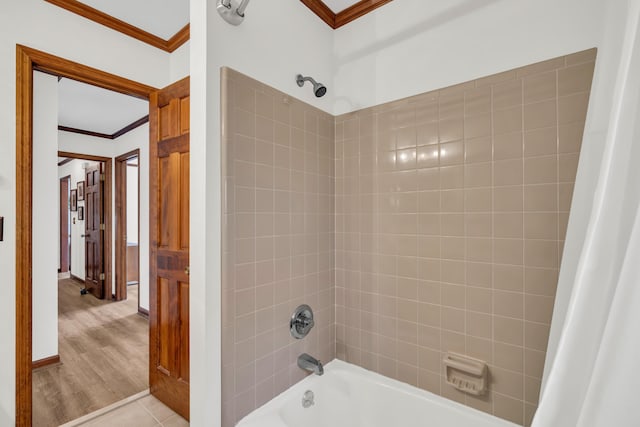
222, 48, 595, 427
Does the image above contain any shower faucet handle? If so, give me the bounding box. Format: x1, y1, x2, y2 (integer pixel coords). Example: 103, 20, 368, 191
290, 304, 315, 339
300, 316, 314, 330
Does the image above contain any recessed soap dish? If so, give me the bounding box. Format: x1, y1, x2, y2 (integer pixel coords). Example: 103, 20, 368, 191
443, 352, 488, 395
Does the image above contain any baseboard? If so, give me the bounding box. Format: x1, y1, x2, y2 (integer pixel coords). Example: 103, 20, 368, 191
138, 307, 149, 318
32, 355, 61, 370
70, 274, 85, 285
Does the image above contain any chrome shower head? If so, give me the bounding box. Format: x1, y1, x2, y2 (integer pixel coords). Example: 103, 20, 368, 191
296, 74, 327, 98
217, 0, 250, 25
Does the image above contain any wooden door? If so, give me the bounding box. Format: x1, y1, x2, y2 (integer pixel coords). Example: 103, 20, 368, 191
149, 76, 190, 420
84, 163, 105, 298
59, 176, 70, 273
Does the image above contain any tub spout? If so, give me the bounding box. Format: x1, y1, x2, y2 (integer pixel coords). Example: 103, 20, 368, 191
298, 353, 324, 376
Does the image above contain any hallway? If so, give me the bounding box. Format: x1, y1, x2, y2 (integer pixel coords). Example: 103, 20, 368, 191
33, 278, 148, 426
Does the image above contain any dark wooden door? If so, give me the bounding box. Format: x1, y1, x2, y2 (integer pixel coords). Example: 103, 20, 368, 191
84, 163, 105, 298
60, 176, 70, 272
149, 76, 190, 420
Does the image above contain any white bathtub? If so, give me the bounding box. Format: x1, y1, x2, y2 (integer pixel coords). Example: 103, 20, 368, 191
237, 359, 518, 427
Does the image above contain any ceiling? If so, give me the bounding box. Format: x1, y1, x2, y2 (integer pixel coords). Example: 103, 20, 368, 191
323, 0, 361, 13
55, 75, 149, 137
300, 0, 393, 29
47, 0, 391, 49
78, 0, 189, 40
46, 0, 189, 52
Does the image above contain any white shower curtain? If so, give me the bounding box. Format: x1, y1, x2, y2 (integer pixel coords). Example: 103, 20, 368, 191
533, 0, 640, 426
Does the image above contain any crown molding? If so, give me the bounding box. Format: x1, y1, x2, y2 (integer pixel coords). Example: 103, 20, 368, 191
301, 0, 393, 29
45, 0, 189, 52
59, 115, 149, 140
335, 0, 393, 28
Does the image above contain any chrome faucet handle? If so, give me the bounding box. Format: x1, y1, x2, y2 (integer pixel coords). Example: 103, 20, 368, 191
300, 317, 314, 330
290, 304, 315, 339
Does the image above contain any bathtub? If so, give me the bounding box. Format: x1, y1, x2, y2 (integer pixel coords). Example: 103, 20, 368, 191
237, 359, 518, 427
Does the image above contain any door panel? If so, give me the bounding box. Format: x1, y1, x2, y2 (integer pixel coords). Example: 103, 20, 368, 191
158, 277, 171, 373
149, 76, 190, 420
180, 154, 189, 250
179, 281, 189, 381
180, 97, 190, 134
84, 164, 104, 298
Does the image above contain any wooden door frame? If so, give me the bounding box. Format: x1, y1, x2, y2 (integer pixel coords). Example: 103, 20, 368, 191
15, 44, 156, 426
58, 152, 113, 292
115, 149, 140, 304
59, 175, 71, 273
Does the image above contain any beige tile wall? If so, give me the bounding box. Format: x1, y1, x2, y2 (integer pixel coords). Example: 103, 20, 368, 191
221, 49, 595, 427
221, 68, 335, 427
335, 49, 595, 426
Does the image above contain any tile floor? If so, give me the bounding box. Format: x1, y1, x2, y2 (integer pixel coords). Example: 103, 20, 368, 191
77, 395, 189, 427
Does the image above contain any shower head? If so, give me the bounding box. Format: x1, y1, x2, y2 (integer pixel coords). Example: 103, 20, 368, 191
217, 0, 250, 25
296, 74, 327, 98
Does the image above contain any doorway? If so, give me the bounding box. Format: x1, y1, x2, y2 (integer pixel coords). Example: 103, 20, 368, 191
58, 175, 70, 274
57, 152, 112, 294
16, 46, 153, 426
16, 45, 191, 426
115, 150, 141, 310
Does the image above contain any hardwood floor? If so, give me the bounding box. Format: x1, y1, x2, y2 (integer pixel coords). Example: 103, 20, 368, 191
33, 279, 149, 426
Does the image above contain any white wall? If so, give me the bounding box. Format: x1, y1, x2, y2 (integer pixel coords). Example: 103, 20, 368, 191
126, 164, 139, 245
332, 0, 605, 114
32, 72, 59, 362
58, 131, 115, 158
208, 2, 334, 111
0, 0, 174, 416
171, 40, 190, 83
190, 2, 210, 423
